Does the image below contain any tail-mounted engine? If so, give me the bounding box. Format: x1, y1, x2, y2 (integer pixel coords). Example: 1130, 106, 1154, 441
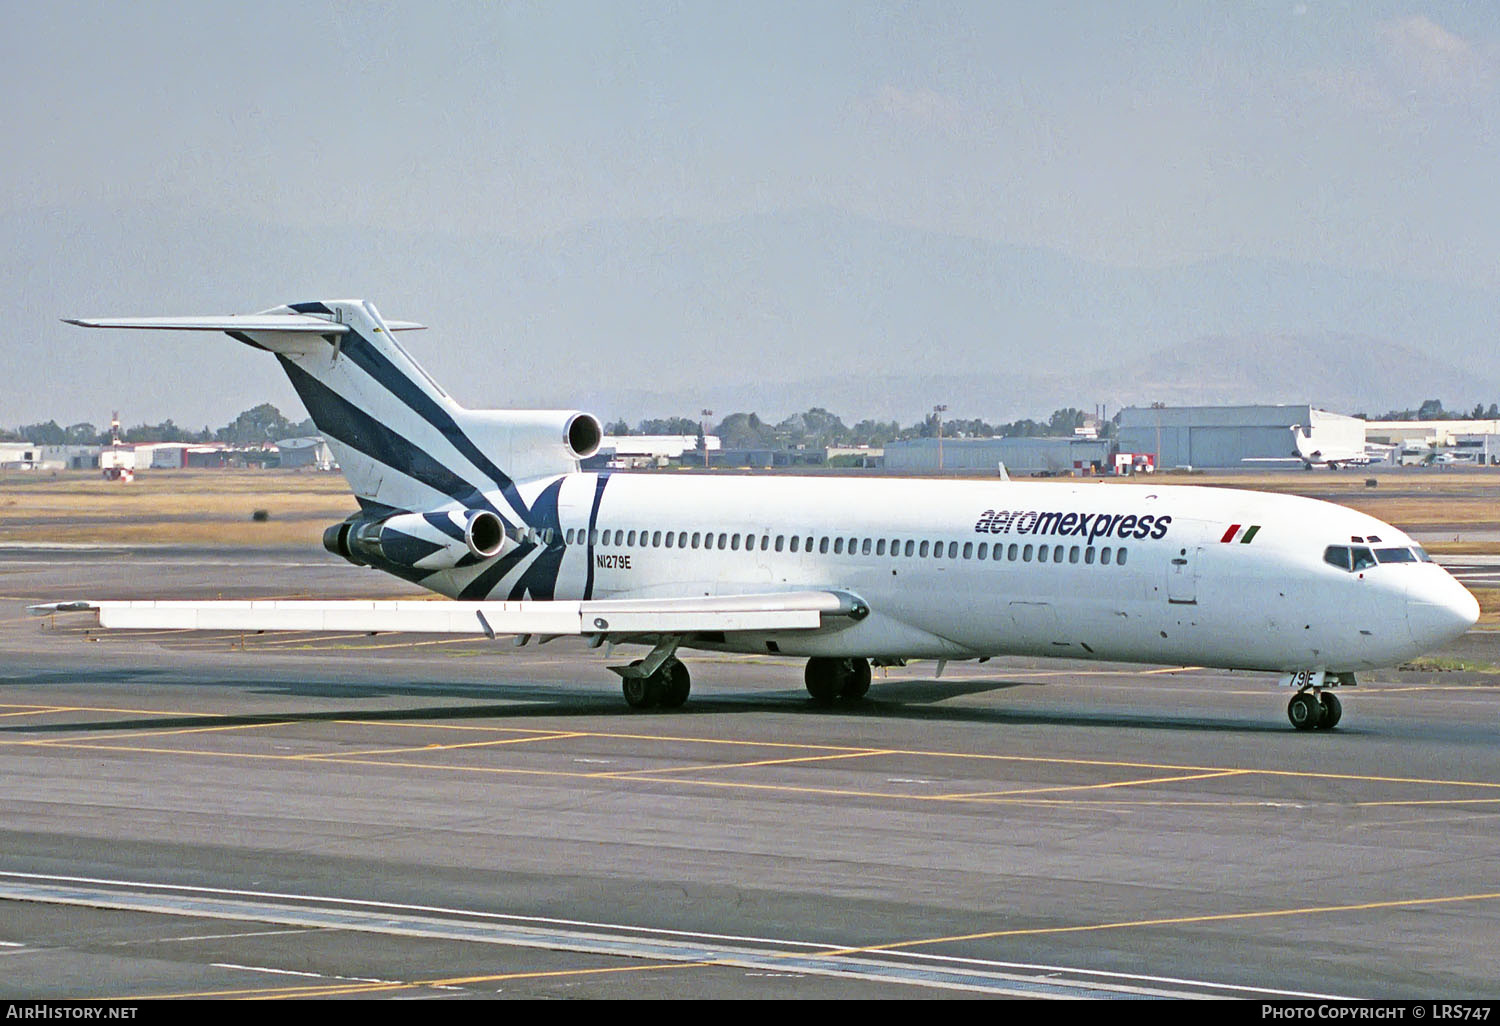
323, 509, 508, 572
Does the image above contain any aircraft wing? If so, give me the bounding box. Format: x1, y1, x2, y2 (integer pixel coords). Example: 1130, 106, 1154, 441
63, 316, 425, 333
29, 591, 867, 637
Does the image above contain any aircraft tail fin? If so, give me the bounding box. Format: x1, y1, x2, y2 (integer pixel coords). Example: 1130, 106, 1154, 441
65, 300, 601, 523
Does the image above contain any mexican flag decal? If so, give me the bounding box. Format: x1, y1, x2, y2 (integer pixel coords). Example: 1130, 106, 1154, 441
1220, 524, 1260, 544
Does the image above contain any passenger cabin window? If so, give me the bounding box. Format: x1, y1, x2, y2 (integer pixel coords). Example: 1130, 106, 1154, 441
834, 537, 844, 555
862, 539, 872, 556
819, 537, 830, 554
1023, 544, 1034, 561
1100, 547, 1112, 565
905, 540, 915, 557
1117, 548, 1128, 566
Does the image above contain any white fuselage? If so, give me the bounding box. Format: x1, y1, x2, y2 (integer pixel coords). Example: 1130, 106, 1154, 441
417, 474, 1478, 674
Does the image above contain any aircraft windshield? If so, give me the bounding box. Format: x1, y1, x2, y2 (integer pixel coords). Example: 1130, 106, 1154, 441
1325, 544, 1429, 570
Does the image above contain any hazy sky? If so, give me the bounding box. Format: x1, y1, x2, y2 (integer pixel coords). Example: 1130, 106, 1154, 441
5, 2, 1499, 426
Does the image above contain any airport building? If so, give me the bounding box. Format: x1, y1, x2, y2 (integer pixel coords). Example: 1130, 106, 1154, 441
1116, 405, 1365, 469
883, 436, 1114, 475
1363, 419, 1500, 448
589, 434, 721, 469
0, 443, 101, 471
275, 437, 336, 470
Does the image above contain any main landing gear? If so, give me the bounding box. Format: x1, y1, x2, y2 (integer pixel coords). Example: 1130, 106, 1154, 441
1287, 689, 1342, 731
804, 657, 872, 705
621, 657, 691, 710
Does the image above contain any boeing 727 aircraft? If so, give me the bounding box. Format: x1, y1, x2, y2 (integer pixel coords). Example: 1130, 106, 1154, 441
39, 300, 1480, 731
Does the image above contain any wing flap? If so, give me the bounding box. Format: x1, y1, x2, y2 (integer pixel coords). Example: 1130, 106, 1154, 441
29, 591, 859, 636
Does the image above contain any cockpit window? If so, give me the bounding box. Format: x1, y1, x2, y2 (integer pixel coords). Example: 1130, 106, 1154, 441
1414, 546, 1434, 563
1351, 547, 1377, 571
1375, 547, 1417, 564
1323, 545, 1351, 571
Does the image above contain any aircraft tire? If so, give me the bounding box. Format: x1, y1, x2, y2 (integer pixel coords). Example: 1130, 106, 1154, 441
1318, 692, 1342, 730
1287, 692, 1320, 731
622, 662, 657, 709
840, 658, 872, 700
804, 658, 842, 705
658, 659, 691, 708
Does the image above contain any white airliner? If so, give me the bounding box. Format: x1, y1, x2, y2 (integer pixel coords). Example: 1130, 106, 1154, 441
1244, 424, 1384, 470
38, 300, 1479, 731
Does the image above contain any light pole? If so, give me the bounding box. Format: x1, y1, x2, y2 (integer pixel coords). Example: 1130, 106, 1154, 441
700, 409, 713, 470
934, 404, 948, 472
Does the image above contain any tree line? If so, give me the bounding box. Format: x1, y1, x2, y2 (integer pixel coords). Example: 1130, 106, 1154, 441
605, 407, 1106, 450
9, 397, 1497, 449
1360, 400, 1500, 422
3, 403, 316, 446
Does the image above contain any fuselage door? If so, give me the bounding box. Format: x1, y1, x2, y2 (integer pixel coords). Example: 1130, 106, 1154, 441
1167, 547, 1199, 604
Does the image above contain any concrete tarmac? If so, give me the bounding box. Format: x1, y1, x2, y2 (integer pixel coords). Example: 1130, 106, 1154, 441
2, 547, 1499, 999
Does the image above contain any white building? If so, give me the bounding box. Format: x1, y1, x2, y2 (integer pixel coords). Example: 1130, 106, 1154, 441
275, 437, 336, 470
0, 443, 101, 470
1363, 419, 1500, 449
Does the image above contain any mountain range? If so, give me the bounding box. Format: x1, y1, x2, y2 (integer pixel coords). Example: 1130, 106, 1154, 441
6, 204, 1496, 428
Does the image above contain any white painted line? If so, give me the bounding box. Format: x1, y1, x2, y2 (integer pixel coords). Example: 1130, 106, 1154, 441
213, 963, 328, 979
212, 963, 397, 985
0, 870, 1345, 999
152, 927, 317, 944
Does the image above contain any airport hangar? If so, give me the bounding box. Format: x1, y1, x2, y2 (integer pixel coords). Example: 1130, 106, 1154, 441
883, 435, 1115, 475
881, 405, 1362, 474
1116, 404, 1366, 469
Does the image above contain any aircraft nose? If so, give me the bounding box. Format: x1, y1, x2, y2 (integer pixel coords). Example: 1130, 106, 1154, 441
1406, 571, 1480, 650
